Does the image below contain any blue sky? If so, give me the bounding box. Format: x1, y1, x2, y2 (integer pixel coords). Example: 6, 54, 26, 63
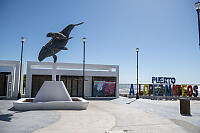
0, 0, 199, 84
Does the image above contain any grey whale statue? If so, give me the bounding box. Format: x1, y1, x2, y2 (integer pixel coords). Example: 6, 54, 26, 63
38, 22, 84, 63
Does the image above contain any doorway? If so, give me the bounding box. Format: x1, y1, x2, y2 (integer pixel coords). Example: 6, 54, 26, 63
31, 75, 52, 97
0, 72, 11, 97
61, 76, 83, 97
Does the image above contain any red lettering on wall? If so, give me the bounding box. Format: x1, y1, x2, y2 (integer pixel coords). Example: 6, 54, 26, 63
176, 85, 182, 96
172, 85, 177, 96
187, 85, 193, 97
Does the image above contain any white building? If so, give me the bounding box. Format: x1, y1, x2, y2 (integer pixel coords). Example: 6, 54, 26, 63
0, 60, 23, 98
26, 61, 119, 99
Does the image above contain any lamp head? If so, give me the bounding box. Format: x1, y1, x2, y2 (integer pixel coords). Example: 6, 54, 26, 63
136, 48, 139, 52
21, 37, 24, 42
82, 37, 86, 43
195, 2, 200, 10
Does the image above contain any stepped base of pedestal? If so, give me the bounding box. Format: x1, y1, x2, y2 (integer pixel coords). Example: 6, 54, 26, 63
13, 97, 89, 110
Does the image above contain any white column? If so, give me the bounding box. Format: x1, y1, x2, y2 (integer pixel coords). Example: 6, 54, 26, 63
52, 63, 56, 81
13, 62, 20, 97
116, 66, 119, 98
26, 62, 32, 98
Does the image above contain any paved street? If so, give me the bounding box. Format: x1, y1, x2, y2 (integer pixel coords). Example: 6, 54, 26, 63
112, 97, 200, 132
0, 98, 200, 133
0, 100, 60, 133
33, 98, 197, 133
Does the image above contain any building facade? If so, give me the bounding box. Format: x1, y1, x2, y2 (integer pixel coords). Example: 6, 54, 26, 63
26, 61, 119, 98
0, 60, 23, 98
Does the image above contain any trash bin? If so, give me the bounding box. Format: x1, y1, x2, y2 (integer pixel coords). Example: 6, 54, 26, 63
180, 98, 191, 115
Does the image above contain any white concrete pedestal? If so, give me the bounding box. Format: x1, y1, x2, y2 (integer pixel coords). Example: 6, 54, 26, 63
13, 81, 89, 110
33, 81, 72, 102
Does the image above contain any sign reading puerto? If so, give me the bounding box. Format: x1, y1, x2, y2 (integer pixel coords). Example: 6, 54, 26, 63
129, 77, 199, 97
152, 77, 176, 84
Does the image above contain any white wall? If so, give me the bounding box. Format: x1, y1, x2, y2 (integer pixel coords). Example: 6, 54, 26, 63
84, 76, 92, 97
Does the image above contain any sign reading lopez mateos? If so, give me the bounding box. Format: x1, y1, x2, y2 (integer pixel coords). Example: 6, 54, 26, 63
130, 77, 199, 97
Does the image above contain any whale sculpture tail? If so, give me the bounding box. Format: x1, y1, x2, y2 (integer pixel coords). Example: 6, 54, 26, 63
75, 22, 84, 26
61, 22, 84, 37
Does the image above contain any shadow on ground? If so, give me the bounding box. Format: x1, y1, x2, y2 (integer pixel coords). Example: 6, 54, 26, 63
0, 113, 13, 122
0, 107, 28, 122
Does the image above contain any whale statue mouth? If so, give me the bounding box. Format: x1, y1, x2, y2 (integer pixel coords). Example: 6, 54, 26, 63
38, 48, 47, 62
38, 55, 44, 62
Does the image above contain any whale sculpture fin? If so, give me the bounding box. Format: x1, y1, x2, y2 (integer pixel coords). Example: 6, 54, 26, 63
46, 32, 53, 37
53, 55, 57, 63
63, 47, 68, 50
68, 37, 72, 39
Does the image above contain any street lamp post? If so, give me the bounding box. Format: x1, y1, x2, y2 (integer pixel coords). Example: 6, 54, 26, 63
82, 37, 86, 98
17, 37, 24, 99
136, 48, 139, 99
195, 2, 200, 47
